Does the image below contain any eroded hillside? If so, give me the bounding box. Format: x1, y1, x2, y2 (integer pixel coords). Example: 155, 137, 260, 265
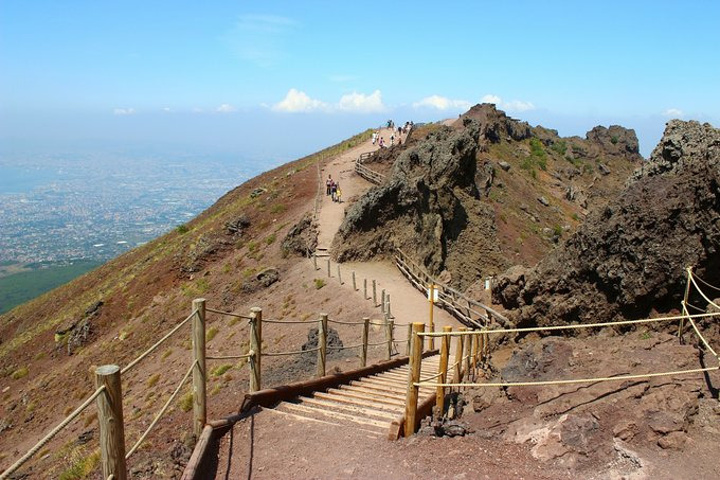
334, 104, 643, 294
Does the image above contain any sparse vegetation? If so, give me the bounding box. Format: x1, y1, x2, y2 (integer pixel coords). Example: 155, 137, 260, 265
58, 449, 100, 480
179, 392, 194, 412
11, 366, 29, 380
206, 326, 219, 342
314, 278, 326, 290
146, 373, 161, 388
176, 224, 189, 234
265, 233, 277, 245
211, 364, 233, 377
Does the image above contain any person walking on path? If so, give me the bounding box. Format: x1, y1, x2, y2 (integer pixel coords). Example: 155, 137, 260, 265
326, 175, 333, 196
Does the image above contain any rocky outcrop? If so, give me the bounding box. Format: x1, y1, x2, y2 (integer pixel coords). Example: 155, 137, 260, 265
334, 119, 504, 288
457, 103, 532, 142
494, 120, 720, 327
282, 213, 318, 257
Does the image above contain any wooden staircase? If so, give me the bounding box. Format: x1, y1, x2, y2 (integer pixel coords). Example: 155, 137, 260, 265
268, 356, 440, 437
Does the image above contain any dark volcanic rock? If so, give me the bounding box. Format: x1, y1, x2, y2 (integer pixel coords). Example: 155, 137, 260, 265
334, 118, 503, 288
494, 120, 720, 327
282, 213, 318, 257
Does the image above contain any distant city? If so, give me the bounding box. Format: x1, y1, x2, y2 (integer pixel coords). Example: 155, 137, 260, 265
0, 149, 280, 265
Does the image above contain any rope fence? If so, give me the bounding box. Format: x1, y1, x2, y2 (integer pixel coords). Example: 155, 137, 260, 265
401, 266, 720, 436
0, 386, 107, 480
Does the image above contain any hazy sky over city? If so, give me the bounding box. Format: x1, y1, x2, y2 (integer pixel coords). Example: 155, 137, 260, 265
2, 0, 719, 157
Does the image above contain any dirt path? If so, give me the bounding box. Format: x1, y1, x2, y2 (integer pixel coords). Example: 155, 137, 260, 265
315, 128, 461, 333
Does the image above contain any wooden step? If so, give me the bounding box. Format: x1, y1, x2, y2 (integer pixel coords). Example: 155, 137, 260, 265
300, 396, 398, 420
264, 407, 383, 437
277, 401, 388, 430
315, 391, 403, 412
326, 387, 405, 407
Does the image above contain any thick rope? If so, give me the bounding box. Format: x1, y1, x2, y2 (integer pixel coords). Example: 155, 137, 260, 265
121, 310, 196, 375
689, 272, 720, 311
206, 353, 252, 360
416, 366, 719, 389
326, 318, 367, 326
0, 386, 106, 479
205, 307, 253, 320
682, 303, 719, 359
262, 318, 313, 325
693, 272, 720, 292
418, 312, 720, 337
263, 346, 320, 357
126, 361, 195, 459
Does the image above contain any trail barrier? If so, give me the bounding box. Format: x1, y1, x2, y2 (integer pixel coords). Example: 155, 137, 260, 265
355, 152, 386, 185
400, 267, 720, 436
2, 297, 408, 479
394, 247, 509, 328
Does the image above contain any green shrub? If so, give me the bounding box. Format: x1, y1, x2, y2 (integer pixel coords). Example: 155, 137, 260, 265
206, 326, 219, 342
265, 234, 276, 245
179, 392, 193, 412
176, 224, 189, 234
314, 278, 326, 289
11, 367, 29, 380
211, 364, 233, 377
550, 140, 567, 155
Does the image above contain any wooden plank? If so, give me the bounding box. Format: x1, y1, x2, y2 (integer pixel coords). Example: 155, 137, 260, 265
279, 402, 389, 429
326, 388, 406, 407
264, 408, 383, 436
314, 392, 402, 412
300, 397, 398, 420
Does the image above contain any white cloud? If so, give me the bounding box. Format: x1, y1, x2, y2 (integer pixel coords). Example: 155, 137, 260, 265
662, 108, 684, 118
337, 90, 385, 113
113, 108, 136, 115
481, 94, 535, 113
481, 94, 502, 105
216, 104, 237, 113
413, 95, 471, 110
271, 89, 385, 113
163, 107, 172, 112
273, 88, 328, 112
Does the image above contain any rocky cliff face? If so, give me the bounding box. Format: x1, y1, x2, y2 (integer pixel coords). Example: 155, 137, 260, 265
334, 104, 643, 292
494, 120, 720, 327
334, 121, 505, 287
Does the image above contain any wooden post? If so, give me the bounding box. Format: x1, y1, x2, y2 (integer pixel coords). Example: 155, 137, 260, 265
479, 327, 485, 367
95, 365, 127, 480
381, 289, 386, 313
453, 328, 466, 384
249, 307, 262, 393
361, 317, 369, 367
364, 279, 368, 299
386, 319, 394, 360
337, 265, 342, 284
471, 332, 479, 379
404, 322, 425, 437
327, 259, 331, 278
483, 329, 489, 366
386, 294, 392, 318
191, 298, 207, 438
313, 253, 318, 271
428, 284, 435, 351
406, 324, 412, 356
679, 267, 692, 340
464, 332, 472, 380
317, 314, 328, 377
352, 271, 357, 291
435, 326, 452, 420
372, 280, 377, 306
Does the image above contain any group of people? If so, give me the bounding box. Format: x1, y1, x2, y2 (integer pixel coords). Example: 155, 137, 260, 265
325, 174, 342, 202
371, 120, 414, 149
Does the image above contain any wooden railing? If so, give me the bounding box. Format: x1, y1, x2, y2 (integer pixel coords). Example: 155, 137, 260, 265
355, 152, 386, 185
393, 248, 509, 328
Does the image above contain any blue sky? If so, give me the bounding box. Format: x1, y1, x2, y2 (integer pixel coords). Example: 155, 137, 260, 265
1, 1, 719, 158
